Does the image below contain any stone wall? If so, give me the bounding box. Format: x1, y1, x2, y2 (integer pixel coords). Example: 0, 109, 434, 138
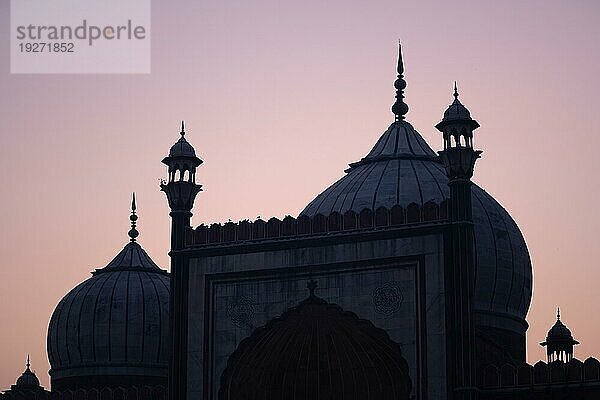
185, 229, 447, 399
0, 386, 166, 400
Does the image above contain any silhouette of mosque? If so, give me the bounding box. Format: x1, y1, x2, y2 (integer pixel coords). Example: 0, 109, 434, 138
2, 44, 600, 400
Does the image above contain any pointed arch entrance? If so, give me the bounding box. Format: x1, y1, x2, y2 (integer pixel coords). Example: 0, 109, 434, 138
218, 280, 411, 400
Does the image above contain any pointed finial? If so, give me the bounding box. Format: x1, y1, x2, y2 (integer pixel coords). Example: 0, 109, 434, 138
180, 120, 185, 137
307, 279, 318, 297
26, 354, 30, 369
557, 307, 561, 321
453, 81, 459, 100
391, 41, 409, 121
128, 192, 139, 242
131, 192, 137, 212
397, 40, 404, 75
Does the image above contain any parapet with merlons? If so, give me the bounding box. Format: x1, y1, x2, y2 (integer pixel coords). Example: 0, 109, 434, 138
185, 201, 450, 248
480, 358, 600, 399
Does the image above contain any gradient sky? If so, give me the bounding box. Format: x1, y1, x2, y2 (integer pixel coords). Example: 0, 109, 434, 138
1, 0, 599, 389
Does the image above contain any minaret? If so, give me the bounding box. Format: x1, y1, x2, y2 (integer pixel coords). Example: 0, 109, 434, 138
161, 121, 203, 400
161, 121, 203, 250
436, 83, 481, 400
541, 308, 580, 363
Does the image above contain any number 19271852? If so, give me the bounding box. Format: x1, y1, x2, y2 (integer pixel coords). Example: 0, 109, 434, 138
19, 42, 74, 53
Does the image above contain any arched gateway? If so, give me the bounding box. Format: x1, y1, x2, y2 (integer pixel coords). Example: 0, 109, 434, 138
218, 281, 412, 400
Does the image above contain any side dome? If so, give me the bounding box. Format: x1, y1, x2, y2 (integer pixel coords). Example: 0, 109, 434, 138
16, 370, 40, 387
47, 242, 170, 388
47, 198, 170, 389
300, 121, 533, 339
15, 356, 41, 387
219, 281, 411, 400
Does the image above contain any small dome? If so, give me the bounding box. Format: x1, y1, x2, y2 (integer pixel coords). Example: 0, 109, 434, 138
169, 135, 197, 157
15, 357, 40, 387
443, 97, 472, 121
162, 122, 203, 172
540, 309, 579, 361
544, 310, 578, 344
440, 84, 475, 123
219, 282, 411, 400
547, 319, 574, 340
167, 121, 199, 158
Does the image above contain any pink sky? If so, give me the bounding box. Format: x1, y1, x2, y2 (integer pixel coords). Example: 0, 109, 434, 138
1, 0, 599, 389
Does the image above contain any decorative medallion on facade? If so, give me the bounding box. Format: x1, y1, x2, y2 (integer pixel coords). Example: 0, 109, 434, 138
372, 282, 403, 315
227, 296, 256, 331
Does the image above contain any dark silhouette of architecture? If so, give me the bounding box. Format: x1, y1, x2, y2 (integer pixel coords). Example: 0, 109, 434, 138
479, 310, 598, 400
3, 42, 600, 400
164, 43, 600, 400
160, 122, 203, 400
218, 281, 412, 400
436, 82, 481, 400
15, 356, 40, 389
44, 195, 169, 395
540, 308, 579, 363
0, 356, 50, 399
300, 48, 530, 368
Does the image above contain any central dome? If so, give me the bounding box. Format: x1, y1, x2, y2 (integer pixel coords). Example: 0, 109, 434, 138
301, 120, 533, 342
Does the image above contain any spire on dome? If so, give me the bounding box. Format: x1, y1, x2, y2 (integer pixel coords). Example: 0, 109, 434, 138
391, 41, 409, 121
93, 196, 166, 274
453, 81, 459, 100
128, 193, 139, 242
180, 120, 186, 136
26, 354, 30, 369
557, 307, 561, 321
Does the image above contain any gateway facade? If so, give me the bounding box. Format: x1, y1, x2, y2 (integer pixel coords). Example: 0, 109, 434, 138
164, 45, 531, 400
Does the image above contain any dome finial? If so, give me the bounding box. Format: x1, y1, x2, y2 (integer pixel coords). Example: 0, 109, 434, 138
26, 354, 30, 369
128, 192, 139, 242
180, 120, 185, 137
557, 307, 561, 321
391, 41, 409, 121
454, 81, 459, 100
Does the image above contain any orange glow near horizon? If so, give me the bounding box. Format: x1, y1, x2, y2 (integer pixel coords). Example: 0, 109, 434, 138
1, 0, 599, 389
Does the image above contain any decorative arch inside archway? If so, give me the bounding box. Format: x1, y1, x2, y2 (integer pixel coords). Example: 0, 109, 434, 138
218, 280, 412, 400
